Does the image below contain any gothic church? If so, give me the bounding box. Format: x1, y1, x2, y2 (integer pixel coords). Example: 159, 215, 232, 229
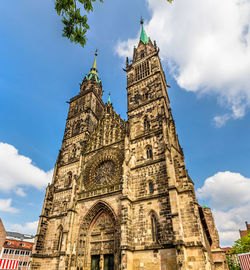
31, 22, 227, 270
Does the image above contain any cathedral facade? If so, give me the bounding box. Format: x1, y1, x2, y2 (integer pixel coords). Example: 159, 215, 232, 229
31, 22, 227, 270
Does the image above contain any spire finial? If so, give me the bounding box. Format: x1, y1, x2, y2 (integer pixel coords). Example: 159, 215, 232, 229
95, 49, 98, 57
140, 17, 144, 25
108, 92, 111, 104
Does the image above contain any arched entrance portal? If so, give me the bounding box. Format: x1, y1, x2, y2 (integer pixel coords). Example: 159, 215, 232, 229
77, 201, 119, 270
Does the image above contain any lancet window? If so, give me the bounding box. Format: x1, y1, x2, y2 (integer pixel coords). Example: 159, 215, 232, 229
151, 214, 158, 243
146, 146, 153, 159
149, 182, 154, 194
135, 60, 150, 81
144, 116, 150, 131
57, 226, 63, 251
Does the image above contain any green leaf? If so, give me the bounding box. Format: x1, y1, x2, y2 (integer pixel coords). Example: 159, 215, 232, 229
55, 0, 102, 47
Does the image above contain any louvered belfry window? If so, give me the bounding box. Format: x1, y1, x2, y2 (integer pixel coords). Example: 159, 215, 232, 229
135, 60, 150, 81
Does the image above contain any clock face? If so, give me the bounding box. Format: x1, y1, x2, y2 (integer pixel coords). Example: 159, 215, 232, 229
93, 160, 115, 185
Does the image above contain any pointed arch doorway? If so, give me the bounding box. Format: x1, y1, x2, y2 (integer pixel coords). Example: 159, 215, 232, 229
90, 212, 115, 270
77, 202, 119, 270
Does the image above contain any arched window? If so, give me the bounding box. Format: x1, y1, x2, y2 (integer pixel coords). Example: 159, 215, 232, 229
72, 120, 81, 135
65, 171, 72, 188
151, 215, 158, 242
57, 226, 63, 252
144, 116, 150, 131
141, 51, 145, 59
149, 182, 154, 194
72, 145, 77, 158
146, 146, 153, 159
63, 201, 67, 212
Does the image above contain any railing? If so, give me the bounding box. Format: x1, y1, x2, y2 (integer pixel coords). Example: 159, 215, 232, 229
78, 183, 122, 200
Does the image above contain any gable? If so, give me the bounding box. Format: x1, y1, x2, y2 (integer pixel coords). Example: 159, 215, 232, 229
86, 104, 126, 152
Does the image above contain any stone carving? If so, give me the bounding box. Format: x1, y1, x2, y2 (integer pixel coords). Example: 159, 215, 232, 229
86, 104, 126, 152
92, 160, 115, 185
83, 148, 123, 190
76, 202, 119, 268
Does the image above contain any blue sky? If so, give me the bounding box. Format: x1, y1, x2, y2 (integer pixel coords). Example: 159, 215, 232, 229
0, 0, 250, 246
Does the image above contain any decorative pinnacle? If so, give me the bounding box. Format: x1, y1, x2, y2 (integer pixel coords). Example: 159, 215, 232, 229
108, 92, 111, 104
140, 17, 144, 25
95, 49, 98, 57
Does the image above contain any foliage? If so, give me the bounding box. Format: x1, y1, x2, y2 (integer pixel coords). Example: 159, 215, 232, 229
230, 232, 250, 254
226, 255, 241, 270
55, 0, 174, 48
55, 0, 103, 47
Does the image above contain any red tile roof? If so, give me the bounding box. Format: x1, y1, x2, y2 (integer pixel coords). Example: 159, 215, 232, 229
3, 239, 33, 251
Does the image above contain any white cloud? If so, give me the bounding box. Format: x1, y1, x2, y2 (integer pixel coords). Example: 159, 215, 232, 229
0, 199, 18, 213
197, 171, 250, 246
213, 114, 231, 127
15, 187, 26, 197
0, 142, 53, 192
197, 171, 250, 210
116, 0, 250, 125
9, 220, 38, 235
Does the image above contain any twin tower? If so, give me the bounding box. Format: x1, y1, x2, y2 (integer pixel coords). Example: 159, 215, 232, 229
31, 22, 227, 270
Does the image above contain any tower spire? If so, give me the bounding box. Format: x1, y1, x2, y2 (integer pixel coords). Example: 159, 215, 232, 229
140, 18, 149, 44
85, 49, 101, 83
90, 49, 98, 76
108, 92, 111, 104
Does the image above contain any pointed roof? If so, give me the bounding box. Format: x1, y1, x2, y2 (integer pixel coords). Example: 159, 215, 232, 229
90, 50, 98, 76
140, 18, 149, 44
85, 50, 101, 83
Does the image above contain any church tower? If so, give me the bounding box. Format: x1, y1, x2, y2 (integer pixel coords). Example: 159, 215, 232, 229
122, 19, 227, 269
31, 22, 227, 270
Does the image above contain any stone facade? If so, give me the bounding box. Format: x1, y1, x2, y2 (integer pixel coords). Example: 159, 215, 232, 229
202, 207, 228, 270
31, 24, 227, 270
0, 219, 6, 253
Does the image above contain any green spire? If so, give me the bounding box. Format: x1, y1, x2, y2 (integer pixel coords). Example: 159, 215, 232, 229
90, 50, 98, 76
108, 92, 111, 104
85, 50, 101, 83
140, 18, 149, 44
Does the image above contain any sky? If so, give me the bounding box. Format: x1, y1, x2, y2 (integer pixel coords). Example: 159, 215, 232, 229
0, 0, 250, 247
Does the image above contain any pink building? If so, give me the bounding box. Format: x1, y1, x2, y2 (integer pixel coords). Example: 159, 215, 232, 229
0, 238, 33, 270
